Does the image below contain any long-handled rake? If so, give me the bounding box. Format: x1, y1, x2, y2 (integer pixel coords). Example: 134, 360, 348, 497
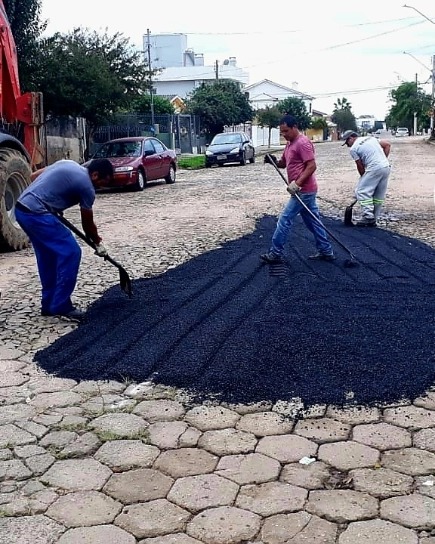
55, 213, 133, 297
265, 154, 359, 268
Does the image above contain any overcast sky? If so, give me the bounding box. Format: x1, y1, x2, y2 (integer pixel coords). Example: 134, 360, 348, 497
40, 1, 435, 119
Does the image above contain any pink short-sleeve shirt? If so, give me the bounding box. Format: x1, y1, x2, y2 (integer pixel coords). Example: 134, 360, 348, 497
281, 134, 317, 193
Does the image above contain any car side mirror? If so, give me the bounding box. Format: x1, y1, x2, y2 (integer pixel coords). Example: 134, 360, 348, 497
144, 149, 155, 157
205, 144, 209, 148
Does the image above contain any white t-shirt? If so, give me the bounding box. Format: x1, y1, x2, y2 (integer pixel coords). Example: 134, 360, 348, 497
349, 136, 389, 171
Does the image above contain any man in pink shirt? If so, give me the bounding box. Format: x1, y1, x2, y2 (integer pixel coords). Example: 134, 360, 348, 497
261, 114, 334, 264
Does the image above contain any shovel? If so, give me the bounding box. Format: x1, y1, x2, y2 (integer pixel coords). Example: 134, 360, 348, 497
55, 213, 133, 298
344, 199, 357, 227
265, 154, 359, 268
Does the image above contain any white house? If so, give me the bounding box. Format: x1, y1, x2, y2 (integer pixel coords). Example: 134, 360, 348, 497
244, 79, 314, 113
147, 33, 249, 99
153, 62, 249, 99
356, 115, 376, 131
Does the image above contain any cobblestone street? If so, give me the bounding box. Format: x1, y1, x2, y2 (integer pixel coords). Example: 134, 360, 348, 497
0, 137, 435, 543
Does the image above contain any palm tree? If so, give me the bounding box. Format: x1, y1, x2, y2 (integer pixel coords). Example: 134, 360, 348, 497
333, 97, 352, 112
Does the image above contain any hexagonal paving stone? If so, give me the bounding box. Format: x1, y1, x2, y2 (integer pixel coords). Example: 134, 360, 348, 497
215, 453, 280, 484
383, 406, 435, 429
58, 525, 136, 544
0, 424, 36, 448
256, 435, 318, 463
0, 515, 64, 544
306, 490, 378, 523
184, 405, 240, 431
198, 428, 257, 456
261, 511, 338, 544
139, 535, 202, 544
352, 422, 412, 450
325, 406, 380, 425
29, 391, 82, 409
115, 499, 191, 539
94, 440, 160, 471
338, 519, 418, 544
294, 417, 351, 443
167, 473, 239, 512
103, 468, 173, 504
186, 506, 261, 544
154, 448, 219, 478
280, 461, 330, 490
235, 411, 294, 436
350, 468, 413, 498
41, 459, 112, 491
318, 441, 379, 471
381, 448, 435, 476
414, 428, 435, 452
236, 481, 307, 516
46, 491, 122, 527
90, 413, 148, 438
381, 493, 435, 529
133, 400, 186, 422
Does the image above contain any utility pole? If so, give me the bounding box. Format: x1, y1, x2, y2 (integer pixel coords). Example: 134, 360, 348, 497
214, 60, 219, 80
146, 29, 155, 128
431, 55, 435, 137
414, 73, 418, 136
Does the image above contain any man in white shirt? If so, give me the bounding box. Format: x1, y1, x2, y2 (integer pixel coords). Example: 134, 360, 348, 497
341, 130, 391, 227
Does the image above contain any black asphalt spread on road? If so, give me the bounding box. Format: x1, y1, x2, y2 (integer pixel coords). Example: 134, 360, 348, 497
34, 215, 435, 410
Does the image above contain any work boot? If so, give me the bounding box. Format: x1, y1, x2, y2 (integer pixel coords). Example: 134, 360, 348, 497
355, 218, 377, 227
41, 307, 86, 321
260, 251, 283, 264
308, 253, 336, 262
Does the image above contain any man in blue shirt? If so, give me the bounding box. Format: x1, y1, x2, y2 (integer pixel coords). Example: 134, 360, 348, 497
15, 159, 114, 320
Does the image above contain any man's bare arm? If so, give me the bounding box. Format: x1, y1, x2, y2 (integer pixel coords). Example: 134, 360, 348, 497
80, 208, 102, 245
355, 159, 365, 176
379, 139, 391, 158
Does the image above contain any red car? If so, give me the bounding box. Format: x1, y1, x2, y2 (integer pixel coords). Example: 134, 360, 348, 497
87, 136, 177, 191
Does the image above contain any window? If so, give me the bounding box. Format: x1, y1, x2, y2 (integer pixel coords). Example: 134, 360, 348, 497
152, 139, 166, 153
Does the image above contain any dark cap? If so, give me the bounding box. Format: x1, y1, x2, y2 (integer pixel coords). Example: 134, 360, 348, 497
341, 130, 358, 145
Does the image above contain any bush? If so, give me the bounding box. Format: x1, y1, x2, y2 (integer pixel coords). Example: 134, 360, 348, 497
177, 155, 205, 169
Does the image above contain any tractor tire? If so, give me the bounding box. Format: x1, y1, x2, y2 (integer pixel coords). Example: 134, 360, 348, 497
0, 148, 32, 252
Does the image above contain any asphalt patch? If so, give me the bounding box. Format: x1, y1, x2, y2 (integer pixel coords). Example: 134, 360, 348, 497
35, 215, 435, 409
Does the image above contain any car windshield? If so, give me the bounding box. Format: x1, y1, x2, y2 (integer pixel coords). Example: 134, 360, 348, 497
211, 133, 243, 145
94, 141, 142, 158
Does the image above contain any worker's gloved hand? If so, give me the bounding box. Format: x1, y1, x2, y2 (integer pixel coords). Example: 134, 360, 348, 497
264, 154, 278, 165
94, 243, 108, 257
287, 181, 301, 195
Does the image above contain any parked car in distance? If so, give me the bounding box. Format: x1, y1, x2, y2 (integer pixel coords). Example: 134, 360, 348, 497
205, 132, 255, 167
374, 129, 382, 138
85, 136, 177, 191
395, 127, 410, 137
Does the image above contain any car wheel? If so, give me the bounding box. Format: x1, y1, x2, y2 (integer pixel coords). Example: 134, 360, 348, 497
165, 164, 176, 184
134, 170, 146, 191
240, 153, 246, 166
249, 153, 255, 164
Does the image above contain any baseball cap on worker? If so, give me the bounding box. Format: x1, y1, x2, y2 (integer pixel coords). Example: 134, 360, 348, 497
341, 130, 358, 145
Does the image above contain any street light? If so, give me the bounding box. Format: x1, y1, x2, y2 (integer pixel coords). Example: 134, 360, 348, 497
403, 5, 435, 137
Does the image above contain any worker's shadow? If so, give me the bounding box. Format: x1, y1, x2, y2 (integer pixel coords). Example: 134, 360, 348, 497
34, 214, 435, 412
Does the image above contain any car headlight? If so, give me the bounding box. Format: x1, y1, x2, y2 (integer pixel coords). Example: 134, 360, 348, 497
205, 150, 213, 156
230, 147, 240, 154
114, 166, 134, 173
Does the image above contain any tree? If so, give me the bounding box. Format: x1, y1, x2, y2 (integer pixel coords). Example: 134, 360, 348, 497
331, 97, 357, 134
130, 94, 174, 115
276, 97, 311, 129
333, 97, 352, 111
256, 106, 281, 147
3, 0, 47, 91
185, 80, 254, 137
36, 28, 152, 130
385, 81, 431, 134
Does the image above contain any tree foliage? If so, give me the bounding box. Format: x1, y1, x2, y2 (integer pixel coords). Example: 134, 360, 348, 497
35, 28, 152, 128
331, 97, 357, 133
276, 97, 311, 129
256, 106, 282, 147
185, 80, 254, 136
130, 94, 174, 115
3, 0, 47, 91
385, 81, 431, 133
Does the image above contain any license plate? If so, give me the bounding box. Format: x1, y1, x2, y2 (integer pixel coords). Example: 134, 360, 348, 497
217, 154, 227, 160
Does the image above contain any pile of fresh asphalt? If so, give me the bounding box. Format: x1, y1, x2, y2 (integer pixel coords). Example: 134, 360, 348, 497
35, 215, 435, 409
